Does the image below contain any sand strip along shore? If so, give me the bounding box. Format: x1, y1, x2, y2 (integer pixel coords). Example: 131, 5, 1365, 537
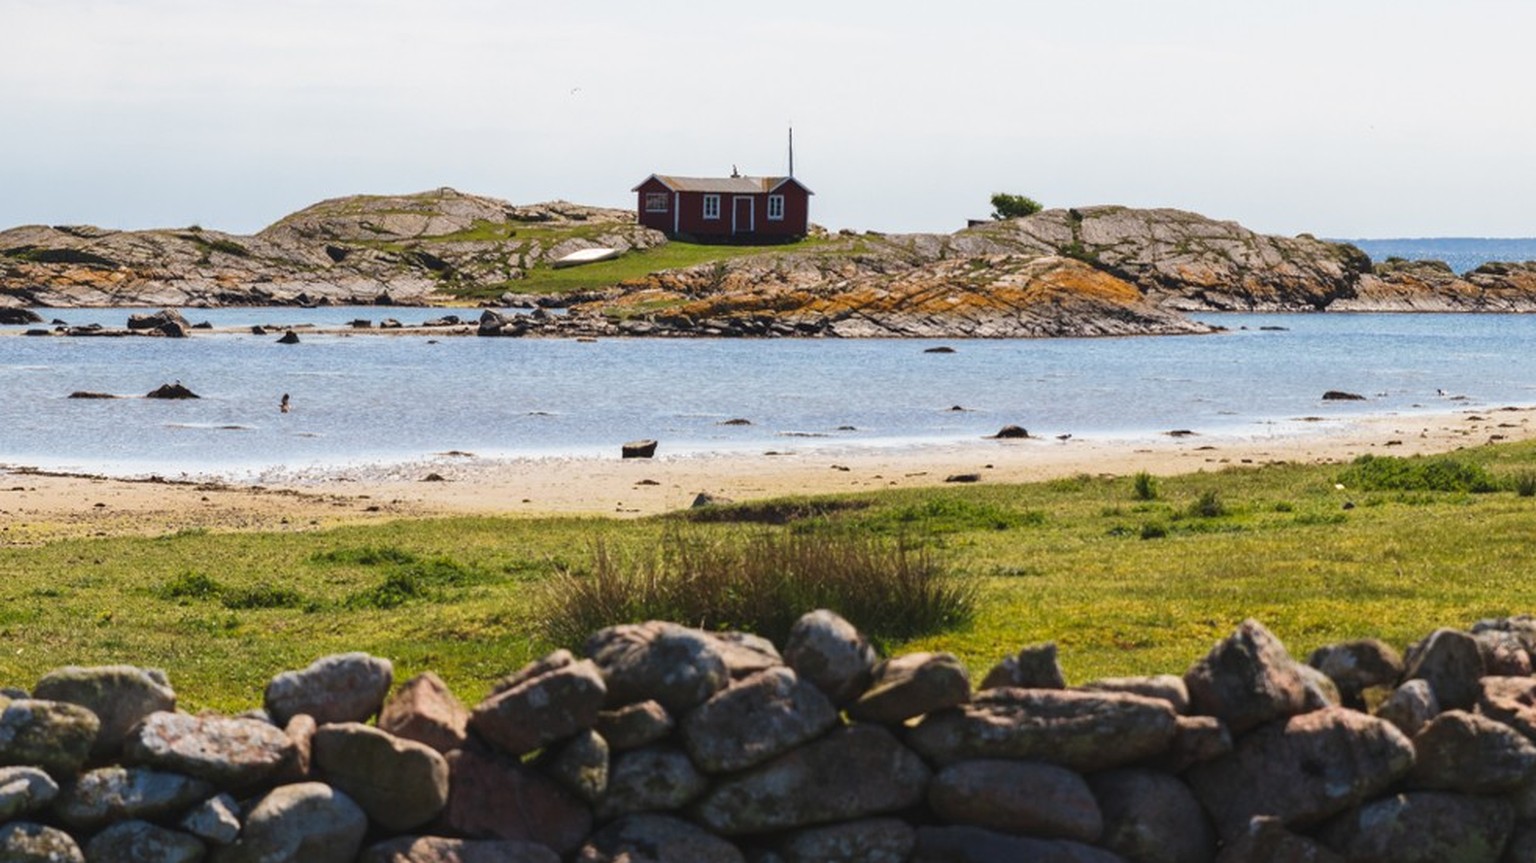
1, 406, 1531, 543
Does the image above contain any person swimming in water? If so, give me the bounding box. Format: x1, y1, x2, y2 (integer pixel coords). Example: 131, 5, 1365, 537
280, 393, 291, 413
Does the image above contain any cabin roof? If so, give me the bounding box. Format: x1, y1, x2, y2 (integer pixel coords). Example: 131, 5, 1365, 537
633, 174, 814, 195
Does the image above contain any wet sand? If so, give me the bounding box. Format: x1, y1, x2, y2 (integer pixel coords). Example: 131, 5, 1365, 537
2, 406, 1530, 543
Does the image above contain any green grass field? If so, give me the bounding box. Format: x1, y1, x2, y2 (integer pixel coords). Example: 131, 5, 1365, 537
5, 443, 1536, 712
447, 232, 828, 300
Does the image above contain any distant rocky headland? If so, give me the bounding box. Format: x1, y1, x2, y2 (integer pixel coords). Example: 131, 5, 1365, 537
4, 188, 1536, 339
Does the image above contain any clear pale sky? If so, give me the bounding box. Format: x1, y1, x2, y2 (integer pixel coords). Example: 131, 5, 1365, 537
5, 0, 1535, 238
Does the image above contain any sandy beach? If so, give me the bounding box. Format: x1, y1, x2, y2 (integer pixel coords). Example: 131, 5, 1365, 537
2, 405, 1530, 544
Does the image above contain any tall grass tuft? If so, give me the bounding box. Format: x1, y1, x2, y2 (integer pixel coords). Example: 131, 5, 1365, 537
1515, 472, 1536, 498
541, 528, 978, 649
1132, 471, 1159, 501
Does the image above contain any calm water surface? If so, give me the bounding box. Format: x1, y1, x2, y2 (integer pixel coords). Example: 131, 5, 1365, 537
3, 308, 1535, 478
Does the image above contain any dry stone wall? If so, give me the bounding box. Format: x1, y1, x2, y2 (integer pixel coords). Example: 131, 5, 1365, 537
4, 612, 1536, 861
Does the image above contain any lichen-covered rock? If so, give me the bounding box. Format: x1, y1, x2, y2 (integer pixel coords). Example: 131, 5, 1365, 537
1476, 675, 1536, 739
594, 700, 673, 752
586, 622, 728, 714
438, 746, 592, 855
906, 688, 1178, 772
53, 765, 214, 830
708, 631, 782, 679
849, 652, 971, 725
469, 658, 606, 756
776, 818, 914, 863
1505, 822, 1536, 863
1184, 619, 1309, 734
1377, 678, 1440, 737
541, 729, 608, 803
692, 725, 929, 836
359, 835, 561, 863
211, 782, 368, 863
1307, 639, 1404, 709
489, 649, 577, 697
378, 672, 469, 754
1089, 769, 1215, 863
84, 820, 204, 863
1408, 709, 1536, 793
0, 767, 58, 821
597, 745, 707, 820
0, 698, 101, 776
1403, 628, 1484, 711
32, 665, 175, 759
1213, 815, 1344, 863
123, 711, 295, 787
264, 652, 393, 726
1295, 662, 1342, 710
1078, 675, 1190, 713
0, 822, 84, 862
1318, 792, 1512, 863
576, 814, 744, 863
1472, 629, 1532, 677
180, 792, 242, 846
928, 759, 1102, 842
682, 667, 838, 773
271, 713, 316, 784
912, 825, 1127, 863
312, 722, 449, 832
1186, 707, 1415, 841
782, 609, 878, 706
1149, 714, 1233, 773
979, 642, 1066, 690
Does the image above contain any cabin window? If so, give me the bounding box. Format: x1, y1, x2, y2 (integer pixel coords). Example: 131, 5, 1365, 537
703, 194, 720, 220
767, 194, 785, 221
645, 192, 669, 212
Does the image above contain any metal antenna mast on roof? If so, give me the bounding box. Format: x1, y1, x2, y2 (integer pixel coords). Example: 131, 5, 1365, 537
788, 125, 795, 177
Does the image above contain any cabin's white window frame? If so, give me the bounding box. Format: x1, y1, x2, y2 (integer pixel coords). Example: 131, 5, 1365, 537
645, 192, 669, 213
767, 194, 785, 221
702, 194, 721, 220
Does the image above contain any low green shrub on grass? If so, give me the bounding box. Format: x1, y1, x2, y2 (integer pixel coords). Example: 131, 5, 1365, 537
859, 497, 1039, 534
1338, 454, 1499, 493
541, 528, 978, 650
1133, 471, 1159, 501
1188, 490, 1227, 518
221, 584, 306, 610
345, 558, 488, 609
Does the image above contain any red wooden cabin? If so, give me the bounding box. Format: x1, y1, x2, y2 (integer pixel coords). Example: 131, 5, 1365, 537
632, 174, 812, 242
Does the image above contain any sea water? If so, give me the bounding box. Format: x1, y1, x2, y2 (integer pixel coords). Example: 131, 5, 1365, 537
3, 308, 1536, 478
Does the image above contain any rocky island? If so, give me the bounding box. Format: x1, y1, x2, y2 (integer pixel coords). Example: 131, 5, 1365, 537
4, 188, 1536, 338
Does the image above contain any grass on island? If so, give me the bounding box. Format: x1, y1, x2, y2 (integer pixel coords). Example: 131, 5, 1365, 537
436, 225, 827, 300
6, 442, 1536, 711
